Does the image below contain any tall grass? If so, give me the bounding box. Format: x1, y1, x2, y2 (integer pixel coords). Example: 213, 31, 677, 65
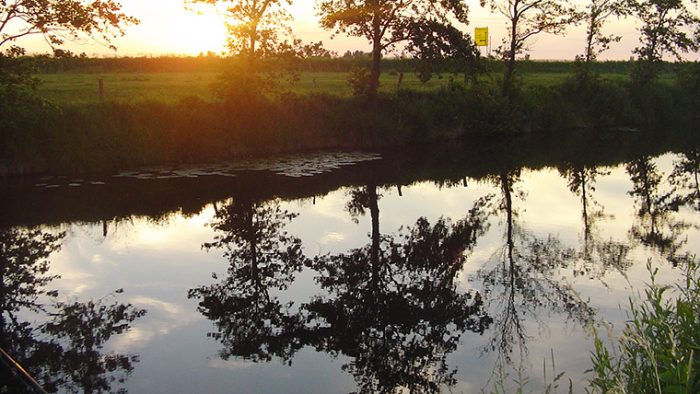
589, 259, 700, 393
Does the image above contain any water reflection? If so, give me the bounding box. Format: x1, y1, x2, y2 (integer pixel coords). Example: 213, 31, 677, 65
188, 198, 310, 363
626, 157, 691, 265
559, 163, 632, 278
3, 137, 700, 393
477, 171, 595, 366
304, 186, 492, 393
670, 148, 700, 211
0, 228, 146, 394
191, 185, 494, 392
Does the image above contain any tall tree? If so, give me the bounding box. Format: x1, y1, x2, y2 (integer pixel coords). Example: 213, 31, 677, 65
187, 0, 291, 65
483, 0, 581, 96
627, 0, 700, 84
582, 0, 627, 65
187, 0, 328, 95
316, 0, 472, 100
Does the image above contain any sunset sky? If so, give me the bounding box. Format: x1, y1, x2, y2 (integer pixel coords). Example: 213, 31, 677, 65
17, 0, 698, 61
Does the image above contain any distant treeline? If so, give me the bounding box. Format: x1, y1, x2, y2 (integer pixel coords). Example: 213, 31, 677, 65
23, 53, 691, 75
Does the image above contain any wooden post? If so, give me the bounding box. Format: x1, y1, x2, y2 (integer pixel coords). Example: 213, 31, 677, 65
98, 79, 104, 99
312, 77, 318, 89
397, 72, 404, 90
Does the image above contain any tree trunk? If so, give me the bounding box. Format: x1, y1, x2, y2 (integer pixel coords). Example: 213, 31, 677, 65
503, 17, 518, 98
585, 9, 596, 64
368, 4, 382, 102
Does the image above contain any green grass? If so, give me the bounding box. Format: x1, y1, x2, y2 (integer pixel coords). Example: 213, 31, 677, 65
38, 70, 668, 105
36, 72, 221, 104
35, 71, 466, 104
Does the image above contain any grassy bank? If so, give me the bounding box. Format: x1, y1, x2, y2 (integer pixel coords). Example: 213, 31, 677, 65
2, 62, 698, 176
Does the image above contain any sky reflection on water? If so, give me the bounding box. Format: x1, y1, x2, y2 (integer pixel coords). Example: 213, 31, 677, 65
2, 145, 699, 393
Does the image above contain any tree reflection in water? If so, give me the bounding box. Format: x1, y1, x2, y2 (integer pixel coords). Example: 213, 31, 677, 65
191, 187, 493, 393
305, 184, 492, 393
0, 228, 146, 394
188, 198, 310, 363
559, 163, 632, 279
670, 148, 700, 211
626, 157, 691, 265
477, 171, 595, 370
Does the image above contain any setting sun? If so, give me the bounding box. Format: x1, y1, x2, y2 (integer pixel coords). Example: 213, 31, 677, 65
112, 1, 229, 55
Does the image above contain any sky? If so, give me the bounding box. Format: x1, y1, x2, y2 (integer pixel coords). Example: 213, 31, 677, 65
14, 0, 699, 61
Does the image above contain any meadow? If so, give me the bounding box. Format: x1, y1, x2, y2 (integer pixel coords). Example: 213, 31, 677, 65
35, 71, 481, 103
35, 69, 677, 104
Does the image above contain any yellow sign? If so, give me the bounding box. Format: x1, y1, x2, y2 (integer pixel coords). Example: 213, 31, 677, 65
475, 27, 489, 47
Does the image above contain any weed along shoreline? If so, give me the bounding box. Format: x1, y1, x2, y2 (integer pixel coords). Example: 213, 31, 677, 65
1, 66, 699, 178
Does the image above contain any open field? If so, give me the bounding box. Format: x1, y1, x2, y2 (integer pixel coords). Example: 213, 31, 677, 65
35, 71, 466, 103
36, 70, 677, 105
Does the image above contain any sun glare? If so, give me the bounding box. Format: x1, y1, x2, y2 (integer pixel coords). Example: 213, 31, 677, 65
173, 12, 228, 55
115, 1, 229, 55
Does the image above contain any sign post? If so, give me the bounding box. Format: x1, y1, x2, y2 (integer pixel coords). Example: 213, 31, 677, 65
474, 27, 490, 56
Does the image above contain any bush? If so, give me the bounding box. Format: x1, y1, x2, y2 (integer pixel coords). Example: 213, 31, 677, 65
347, 66, 372, 97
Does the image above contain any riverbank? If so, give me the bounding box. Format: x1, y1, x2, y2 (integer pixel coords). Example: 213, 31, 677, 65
1, 74, 698, 176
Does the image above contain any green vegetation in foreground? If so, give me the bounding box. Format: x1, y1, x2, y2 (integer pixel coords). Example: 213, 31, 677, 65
484, 259, 700, 393
589, 260, 700, 393
35, 70, 680, 105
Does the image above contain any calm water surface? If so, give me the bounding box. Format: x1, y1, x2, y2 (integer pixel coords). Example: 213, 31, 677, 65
2, 135, 699, 393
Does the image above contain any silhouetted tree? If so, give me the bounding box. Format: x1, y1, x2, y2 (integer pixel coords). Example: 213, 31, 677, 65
0, 0, 137, 104
627, 0, 700, 84
316, 0, 472, 100
582, 0, 627, 65
0, 1, 137, 54
483, 0, 581, 96
188, 198, 309, 362
186, 0, 327, 95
